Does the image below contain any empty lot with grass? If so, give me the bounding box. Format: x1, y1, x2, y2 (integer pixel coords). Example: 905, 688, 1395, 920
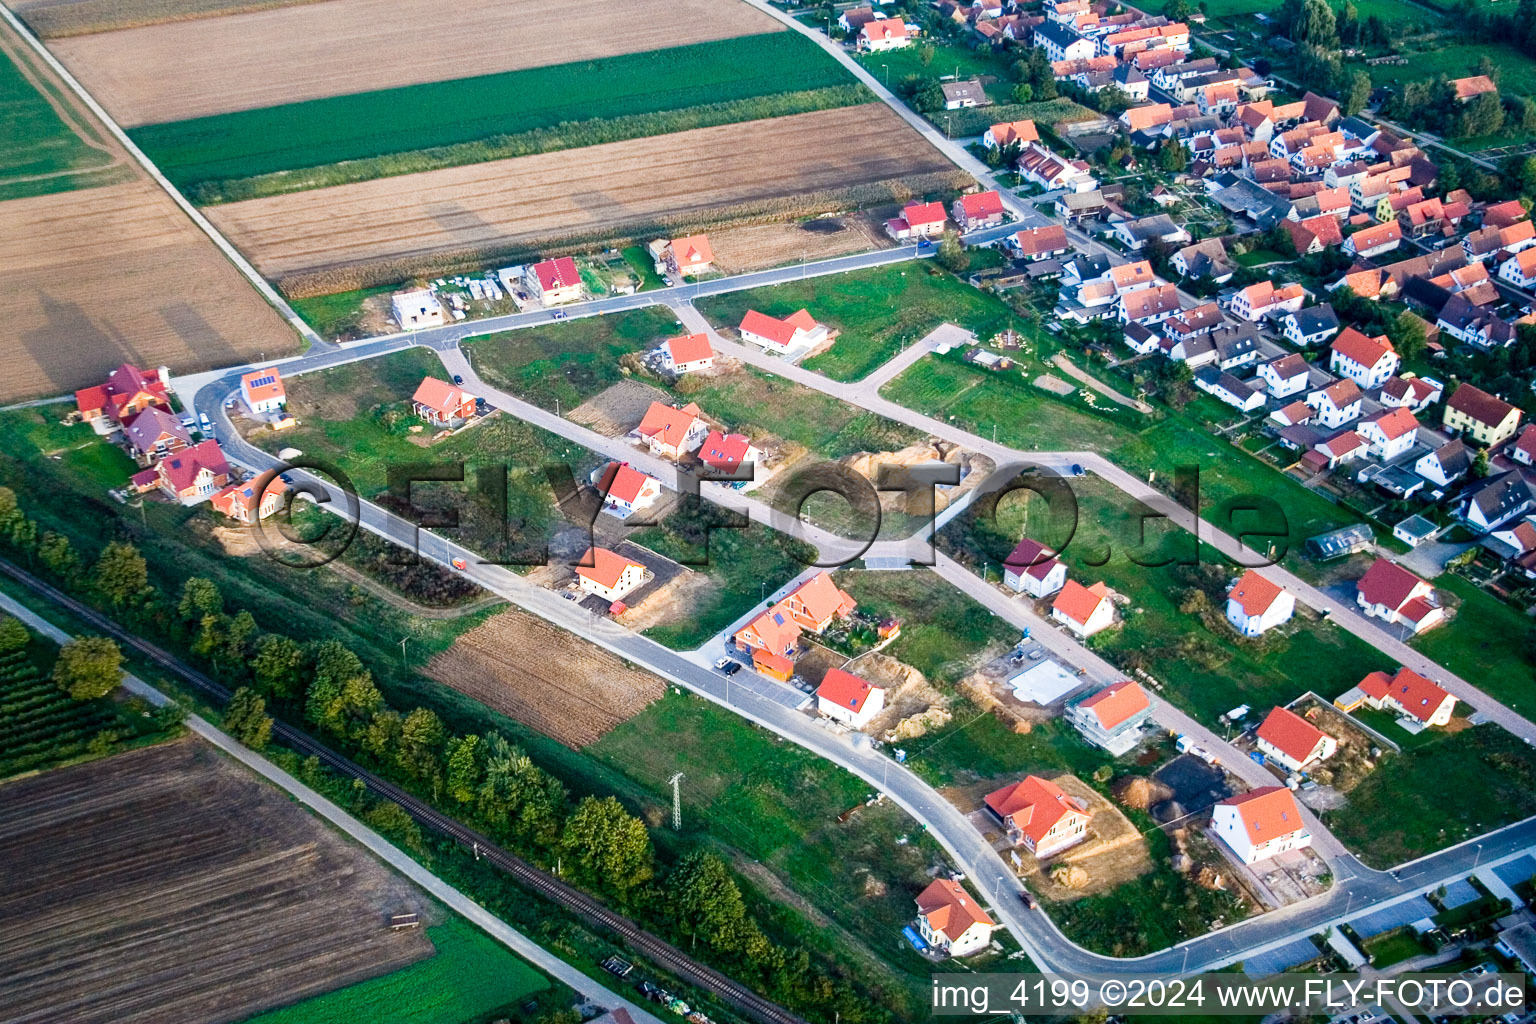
0, 739, 448, 1024
206, 104, 962, 295
43, 0, 781, 124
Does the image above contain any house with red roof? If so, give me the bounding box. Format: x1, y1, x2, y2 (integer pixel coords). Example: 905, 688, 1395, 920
913, 879, 994, 958
1066, 681, 1154, 755
983, 120, 1039, 150
1343, 220, 1403, 260
1051, 579, 1114, 637
1225, 570, 1294, 636
412, 377, 477, 427
664, 235, 714, 278
210, 474, 290, 525
1450, 75, 1497, 102
1229, 280, 1306, 322
1355, 557, 1444, 634
1444, 383, 1522, 447
1308, 429, 1367, 471
815, 667, 886, 729
1212, 786, 1311, 863
1006, 225, 1071, 262
1358, 407, 1420, 460
737, 308, 828, 355
1335, 665, 1456, 728
858, 16, 910, 50
885, 200, 948, 240
1510, 424, 1536, 468
122, 406, 190, 463
154, 439, 230, 504
658, 333, 715, 375
574, 547, 650, 603
74, 362, 171, 433
632, 401, 706, 458
240, 367, 286, 415
697, 430, 761, 482
781, 571, 857, 633
951, 190, 1007, 232
592, 461, 661, 518
984, 775, 1092, 857
735, 604, 802, 662
1254, 706, 1336, 772
1378, 374, 1442, 415
524, 256, 583, 306
1002, 537, 1067, 598
1328, 328, 1399, 389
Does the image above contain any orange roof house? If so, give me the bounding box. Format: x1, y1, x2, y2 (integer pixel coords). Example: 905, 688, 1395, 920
782, 571, 857, 633
1075, 682, 1150, 732
1451, 75, 1497, 102
985, 120, 1039, 148
1339, 666, 1455, 726
984, 775, 1092, 856
1051, 579, 1114, 637
1212, 786, 1311, 863
738, 308, 822, 351
914, 879, 995, 957
1066, 681, 1154, 755
815, 667, 886, 728
1254, 706, 1336, 771
667, 234, 714, 276
735, 604, 801, 660
155, 439, 229, 504
239, 367, 286, 412
412, 377, 477, 426
573, 547, 649, 602
594, 461, 661, 513
74, 362, 170, 428
660, 332, 715, 373
211, 475, 290, 525
634, 401, 705, 457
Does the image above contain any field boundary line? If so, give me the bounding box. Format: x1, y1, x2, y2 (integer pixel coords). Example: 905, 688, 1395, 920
0, 4, 321, 349
0, 583, 667, 1024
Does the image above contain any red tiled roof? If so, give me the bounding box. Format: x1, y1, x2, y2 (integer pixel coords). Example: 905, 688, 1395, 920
959, 190, 1005, 220
532, 256, 580, 293
1359, 666, 1452, 722
1356, 557, 1426, 610
1013, 224, 1068, 256
1218, 786, 1306, 844
1229, 570, 1285, 617
635, 401, 702, 447
988, 120, 1039, 147
1331, 327, 1395, 369
1255, 706, 1330, 764
916, 879, 994, 940
240, 367, 285, 403
862, 16, 907, 42
670, 234, 714, 269
1078, 681, 1150, 730
786, 571, 856, 626
596, 462, 656, 505
158, 439, 228, 493
698, 429, 755, 474
817, 667, 880, 713
739, 308, 816, 348
664, 332, 714, 365
574, 546, 645, 590
984, 775, 1088, 846
412, 376, 473, 416
1364, 406, 1419, 441
902, 200, 946, 228
1448, 382, 1517, 427
1053, 579, 1109, 626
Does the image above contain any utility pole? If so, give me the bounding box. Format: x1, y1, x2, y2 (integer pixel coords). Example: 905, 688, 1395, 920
399, 636, 408, 667
669, 772, 685, 831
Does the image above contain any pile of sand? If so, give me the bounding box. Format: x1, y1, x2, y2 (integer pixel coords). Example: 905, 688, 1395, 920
1051, 864, 1090, 889
1112, 775, 1173, 811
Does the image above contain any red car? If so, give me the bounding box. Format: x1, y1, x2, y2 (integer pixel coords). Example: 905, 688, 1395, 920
451, 558, 467, 570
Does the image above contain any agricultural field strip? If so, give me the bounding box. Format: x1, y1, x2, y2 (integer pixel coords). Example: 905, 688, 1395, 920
41, 0, 784, 125
0, 2, 317, 343
0, 586, 667, 1024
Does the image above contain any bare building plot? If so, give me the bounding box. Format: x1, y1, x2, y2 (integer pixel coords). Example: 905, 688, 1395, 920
204, 105, 961, 293
0, 739, 437, 1024
41, 0, 782, 124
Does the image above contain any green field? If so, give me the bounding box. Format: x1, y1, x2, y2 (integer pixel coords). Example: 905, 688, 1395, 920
833, 568, 1016, 683
1322, 725, 1536, 867
697, 263, 1022, 381
1411, 574, 1536, 713
0, 36, 126, 199
242, 919, 547, 1024
131, 33, 859, 191
466, 306, 681, 412
1368, 41, 1536, 100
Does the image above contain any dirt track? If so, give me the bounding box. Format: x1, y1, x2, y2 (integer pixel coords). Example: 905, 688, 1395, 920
43, 0, 782, 125
0, 739, 435, 1024
0, 178, 296, 399
425, 607, 665, 748
205, 105, 954, 285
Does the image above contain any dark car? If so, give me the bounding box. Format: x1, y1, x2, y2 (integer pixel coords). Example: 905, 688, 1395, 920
721, 661, 742, 676
1019, 891, 1037, 909
453, 374, 464, 385
1070, 464, 1085, 476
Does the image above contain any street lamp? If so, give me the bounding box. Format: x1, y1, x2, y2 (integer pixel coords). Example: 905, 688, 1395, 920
882, 63, 889, 85
1474, 843, 1484, 868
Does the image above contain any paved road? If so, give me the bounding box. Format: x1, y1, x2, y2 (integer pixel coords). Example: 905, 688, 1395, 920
0, 588, 666, 1024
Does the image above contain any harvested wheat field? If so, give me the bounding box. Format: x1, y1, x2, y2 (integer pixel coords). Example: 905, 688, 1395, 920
11, 0, 326, 38
0, 178, 296, 399
205, 105, 962, 293
426, 607, 665, 747
42, 0, 782, 124
0, 739, 436, 1024
708, 215, 891, 274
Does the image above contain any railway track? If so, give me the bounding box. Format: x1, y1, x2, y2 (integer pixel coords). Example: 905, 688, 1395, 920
0, 559, 808, 1024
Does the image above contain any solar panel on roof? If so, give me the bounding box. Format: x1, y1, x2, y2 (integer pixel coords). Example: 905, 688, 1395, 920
248, 374, 276, 388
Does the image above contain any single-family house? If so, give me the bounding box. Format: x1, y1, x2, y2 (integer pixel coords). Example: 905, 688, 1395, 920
1052, 579, 1114, 637
1444, 383, 1522, 446
1343, 220, 1402, 259
816, 668, 886, 729
1254, 706, 1337, 772
210, 475, 289, 525
1196, 368, 1265, 411
941, 80, 989, 109
984, 775, 1092, 857
1229, 280, 1305, 321
885, 200, 948, 240
1450, 75, 1497, 102
1257, 353, 1310, 399
697, 430, 762, 480
1213, 786, 1312, 864
1358, 407, 1420, 460
1498, 248, 1536, 289
240, 367, 285, 414
1305, 378, 1363, 428
1415, 438, 1471, 489
1007, 225, 1071, 261
391, 288, 445, 330
1108, 260, 1157, 294
913, 879, 994, 958
74, 362, 170, 432
1170, 238, 1235, 283
664, 235, 714, 277
983, 120, 1039, 149
1066, 681, 1154, 756
1378, 374, 1442, 414
781, 571, 858, 633
1002, 537, 1068, 597
633, 401, 707, 458
154, 439, 229, 505
1328, 328, 1398, 389
1225, 570, 1295, 636
1355, 557, 1444, 634
1118, 283, 1182, 326
737, 308, 828, 354
734, 605, 801, 661
122, 406, 190, 462
525, 257, 584, 306
658, 333, 715, 374
574, 547, 650, 603
1510, 424, 1536, 467
593, 461, 662, 517
952, 190, 1007, 232
1112, 214, 1189, 251
1459, 470, 1534, 533
1284, 214, 1344, 255
412, 377, 477, 428
1310, 430, 1367, 470
1335, 665, 1456, 728
858, 16, 910, 50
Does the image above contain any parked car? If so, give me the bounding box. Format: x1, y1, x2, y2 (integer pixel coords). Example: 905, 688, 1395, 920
452, 374, 464, 385
450, 558, 467, 570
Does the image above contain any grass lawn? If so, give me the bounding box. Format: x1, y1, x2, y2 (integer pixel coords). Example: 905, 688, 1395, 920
628, 502, 815, 650
882, 353, 1144, 452
696, 263, 1022, 381
288, 284, 396, 340
242, 918, 547, 1024
1369, 42, 1536, 99
621, 245, 667, 291
131, 33, 855, 188
834, 567, 1016, 684
1411, 574, 1536, 714
1361, 928, 1430, 968
1234, 249, 1287, 267
854, 40, 1011, 99
466, 306, 682, 412
0, 34, 122, 199
1322, 725, 1536, 867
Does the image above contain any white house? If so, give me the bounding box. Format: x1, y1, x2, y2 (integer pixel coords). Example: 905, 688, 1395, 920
1379, 374, 1443, 414
815, 668, 886, 729
658, 333, 715, 374
1225, 570, 1295, 636
392, 288, 445, 330
1355, 557, 1444, 634
1254, 706, 1337, 772
738, 308, 828, 355
593, 462, 662, 518
858, 17, 911, 50
633, 401, 707, 458
1328, 328, 1399, 389
574, 547, 650, 603
1257, 354, 1309, 399
1358, 407, 1419, 460
914, 880, 994, 958
239, 367, 285, 415
1343, 220, 1402, 259
1415, 439, 1470, 489
1229, 280, 1306, 322
1002, 537, 1067, 598
1066, 681, 1154, 756
1305, 379, 1363, 428
1212, 786, 1312, 864
1336, 666, 1456, 728
1052, 579, 1114, 637
1196, 369, 1265, 412
1498, 247, 1536, 289
1281, 304, 1340, 347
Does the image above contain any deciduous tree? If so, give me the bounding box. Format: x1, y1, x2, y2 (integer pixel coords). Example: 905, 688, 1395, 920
53, 636, 123, 700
